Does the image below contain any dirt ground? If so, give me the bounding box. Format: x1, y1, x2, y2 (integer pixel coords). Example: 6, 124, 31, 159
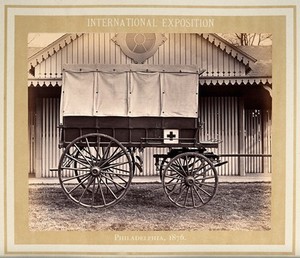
28, 182, 271, 231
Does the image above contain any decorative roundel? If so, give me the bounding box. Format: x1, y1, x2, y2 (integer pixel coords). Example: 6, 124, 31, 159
126, 33, 156, 54
112, 33, 167, 63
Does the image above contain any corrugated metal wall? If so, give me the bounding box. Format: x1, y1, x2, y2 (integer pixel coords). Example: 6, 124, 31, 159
245, 109, 272, 174
33, 33, 247, 79
34, 97, 271, 177
40, 98, 62, 177
199, 97, 239, 176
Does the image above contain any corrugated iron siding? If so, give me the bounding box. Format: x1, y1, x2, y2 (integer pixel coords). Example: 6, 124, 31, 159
200, 97, 239, 176
245, 109, 272, 174
33, 33, 247, 79
200, 100, 272, 175
41, 98, 62, 177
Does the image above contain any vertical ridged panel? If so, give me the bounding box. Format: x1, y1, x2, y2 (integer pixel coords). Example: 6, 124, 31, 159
199, 97, 239, 175
41, 98, 62, 177
33, 33, 249, 78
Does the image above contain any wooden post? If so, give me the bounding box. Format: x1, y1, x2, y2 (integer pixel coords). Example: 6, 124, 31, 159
238, 98, 245, 176
35, 98, 42, 178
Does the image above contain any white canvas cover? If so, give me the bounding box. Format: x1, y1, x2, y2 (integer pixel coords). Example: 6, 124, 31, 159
95, 72, 128, 116
61, 71, 94, 116
129, 72, 161, 116
61, 65, 199, 118
161, 73, 198, 118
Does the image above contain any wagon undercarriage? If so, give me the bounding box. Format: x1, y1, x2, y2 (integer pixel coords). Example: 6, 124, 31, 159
58, 132, 225, 209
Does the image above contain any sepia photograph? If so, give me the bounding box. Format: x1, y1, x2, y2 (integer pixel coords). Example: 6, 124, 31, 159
27, 32, 272, 232
1, 1, 299, 256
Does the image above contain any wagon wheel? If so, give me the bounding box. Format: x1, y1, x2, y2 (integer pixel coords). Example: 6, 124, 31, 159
58, 133, 133, 208
73, 147, 135, 188
162, 152, 218, 208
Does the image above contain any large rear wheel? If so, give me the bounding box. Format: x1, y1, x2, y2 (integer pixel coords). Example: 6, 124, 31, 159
58, 133, 133, 208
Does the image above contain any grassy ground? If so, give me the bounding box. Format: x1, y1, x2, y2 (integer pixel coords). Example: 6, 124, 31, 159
29, 182, 271, 231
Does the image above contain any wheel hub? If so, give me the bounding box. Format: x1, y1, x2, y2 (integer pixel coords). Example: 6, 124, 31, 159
185, 176, 195, 186
90, 166, 101, 177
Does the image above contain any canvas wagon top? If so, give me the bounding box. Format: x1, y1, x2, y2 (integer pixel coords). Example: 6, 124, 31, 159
59, 64, 210, 148
60, 64, 205, 120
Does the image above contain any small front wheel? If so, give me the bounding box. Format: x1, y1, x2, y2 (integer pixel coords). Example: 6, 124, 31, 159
58, 133, 133, 208
162, 152, 218, 208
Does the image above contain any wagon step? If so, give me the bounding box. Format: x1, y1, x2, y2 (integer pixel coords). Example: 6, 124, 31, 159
135, 162, 143, 173
135, 155, 143, 173
214, 161, 228, 167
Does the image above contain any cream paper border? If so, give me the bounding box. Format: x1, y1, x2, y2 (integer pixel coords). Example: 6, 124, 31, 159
1, 1, 299, 256
0, 0, 5, 256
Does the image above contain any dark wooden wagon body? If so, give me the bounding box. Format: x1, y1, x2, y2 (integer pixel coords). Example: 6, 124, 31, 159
60, 116, 218, 148
57, 64, 226, 209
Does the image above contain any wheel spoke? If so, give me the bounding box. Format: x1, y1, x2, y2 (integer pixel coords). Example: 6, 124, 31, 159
100, 177, 118, 200
102, 141, 113, 160
74, 144, 92, 166
165, 181, 182, 188
165, 176, 181, 183
80, 148, 98, 163
194, 183, 212, 197
191, 187, 196, 207
85, 137, 94, 163
60, 167, 90, 172
193, 185, 204, 203
115, 174, 129, 184
78, 176, 94, 203
190, 156, 196, 175
91, 177, 96, 207
164, 174, 184, 181
197, 175, 216, 180
100, 147, 123, 167
102, 170, 130, 177
167, 182, 183, 195
67, 175, 91, 194
63, 149, 79, 167
184, 155, 190, 175
65, 153, 90, 168
102, 161, 130, 170
108, 166, 131, 174
169, 163, 186, 177
197, 182, 216, 188
174, 185, 187, 203
96, 136, 101, 160
61, 173, 90, 182
97, 177, 106, 205
194, 164, 212, 178
184, 187, 190, 207
174, 159, 188, 176
100, 174, 126, 189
